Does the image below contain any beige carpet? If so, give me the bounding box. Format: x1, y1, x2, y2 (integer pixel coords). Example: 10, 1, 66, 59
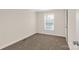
2, 33, 69, 50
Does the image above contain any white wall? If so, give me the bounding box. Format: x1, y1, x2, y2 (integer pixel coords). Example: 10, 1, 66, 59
36, 10, 66, 37
0, 10, 36, 49
76, 10, 79, 49
76, 10, 79, 42
68, 10, 77, 50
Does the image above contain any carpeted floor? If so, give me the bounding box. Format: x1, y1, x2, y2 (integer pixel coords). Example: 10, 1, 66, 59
2, 33, 69, 50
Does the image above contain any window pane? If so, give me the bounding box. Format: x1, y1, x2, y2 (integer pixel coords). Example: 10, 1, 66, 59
44, 14, 54, 31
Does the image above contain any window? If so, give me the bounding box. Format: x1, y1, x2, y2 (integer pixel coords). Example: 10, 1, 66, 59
44, 14, 54, 31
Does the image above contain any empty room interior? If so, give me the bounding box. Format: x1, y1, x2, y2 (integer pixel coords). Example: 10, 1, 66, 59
0, 9, 69, 50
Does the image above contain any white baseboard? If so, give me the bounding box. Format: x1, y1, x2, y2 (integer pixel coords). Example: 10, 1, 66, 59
38, 32, 66, 38
0, 33, 36, 49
